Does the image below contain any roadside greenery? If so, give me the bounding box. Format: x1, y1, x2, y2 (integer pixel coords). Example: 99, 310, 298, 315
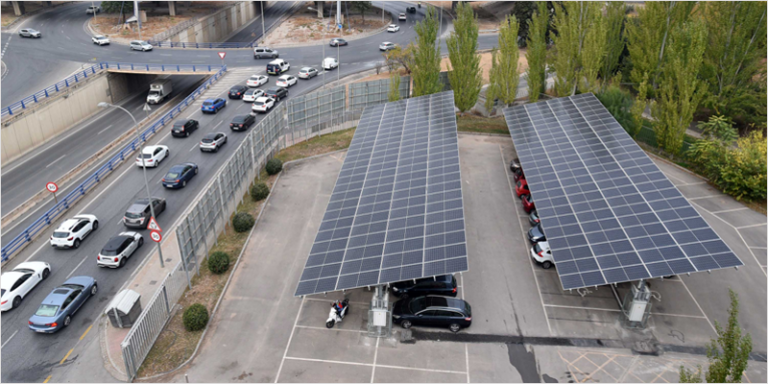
207, 251, 230, 275
387, 72, 401, 102
447, 2, 482, 113
486, 15, 520, 111
265, 158, 283, 175
250, 182, 270, 202
524, 1, 549, 103
412, 7, 443, 97
232, 212, 255, 233
182, 304, 209, 332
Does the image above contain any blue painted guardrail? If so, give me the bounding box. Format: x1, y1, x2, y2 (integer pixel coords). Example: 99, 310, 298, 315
0, 64, 228, 263
2, 62, 222, 118
147, 41, 257, 49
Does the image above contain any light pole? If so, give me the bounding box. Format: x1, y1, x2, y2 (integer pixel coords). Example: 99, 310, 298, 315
261, 1, 266, 44
98, 102, 164, 269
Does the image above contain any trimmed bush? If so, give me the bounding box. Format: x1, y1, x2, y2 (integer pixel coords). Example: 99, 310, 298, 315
265, 158, 283, 175
250, 182, 270, 201
207, 251, 230, 274
182, 303, 209, 332
232, 212, 255, 233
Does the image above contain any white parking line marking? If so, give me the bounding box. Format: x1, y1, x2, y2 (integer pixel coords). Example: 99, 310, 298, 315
189, 143, 198, 151
96, 125, 114, 135
688, 195, 722, 200
275, 296, 305, 383
1, 330, 19, 349
45, 154, 67, 168
66, 255, 89, 279
678, 278, 717, 334
283, 356, 468, 375
464, 344, 470, 383
370, 337, 380, 383
294, 324, 363, 333
736, 223, 766, 229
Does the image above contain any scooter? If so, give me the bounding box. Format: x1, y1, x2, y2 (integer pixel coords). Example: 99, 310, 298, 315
326, 299, 349, 328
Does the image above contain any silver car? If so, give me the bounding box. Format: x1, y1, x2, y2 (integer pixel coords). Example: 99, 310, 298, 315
97, 232, 143, 268
19, 29, 41, 38
92, 35, 110, 45
130, 40, 153, 51
379, 42, 397, 51
199, 132, 227, 152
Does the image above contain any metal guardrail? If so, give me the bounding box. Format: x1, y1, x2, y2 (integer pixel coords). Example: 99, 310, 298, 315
147, 41, 257, 49
0, 65, 229, 263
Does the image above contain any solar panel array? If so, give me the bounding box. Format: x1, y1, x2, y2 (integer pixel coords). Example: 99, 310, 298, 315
504, 93, 742, 290
295, 91, 468, 296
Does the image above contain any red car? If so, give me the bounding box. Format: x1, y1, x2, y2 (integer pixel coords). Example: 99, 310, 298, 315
515, 179, 530, 198
522, 194, 535, 214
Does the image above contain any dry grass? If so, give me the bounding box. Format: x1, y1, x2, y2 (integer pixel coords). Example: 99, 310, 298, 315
263, 9, 388, 45
456, 114, 510, 135
276, 128, 356, 163
441, 50, 528, 84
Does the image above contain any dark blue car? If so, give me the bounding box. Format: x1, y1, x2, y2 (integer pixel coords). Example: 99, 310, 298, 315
28, 276, 97, 333
162, 163, 199, 189
201, 98, 226, 113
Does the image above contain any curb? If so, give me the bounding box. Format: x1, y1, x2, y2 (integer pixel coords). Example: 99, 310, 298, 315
0, 1, 75, 32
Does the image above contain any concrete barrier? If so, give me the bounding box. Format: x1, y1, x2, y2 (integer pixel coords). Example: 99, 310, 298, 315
168, 2, 258, 44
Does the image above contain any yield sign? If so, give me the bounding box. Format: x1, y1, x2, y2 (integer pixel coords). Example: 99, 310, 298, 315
217, 51, 226, 60
148, 217, 162, 232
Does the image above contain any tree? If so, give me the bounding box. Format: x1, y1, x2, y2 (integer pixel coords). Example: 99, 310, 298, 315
579, 8, 606, 93
350, 1, 372, 24
511, 1, 556, 47
630, 73, 650, 138
383, 44, 415, 74
101, 1, 133, 15
388, 72, 401, 102
550, 2, 603, 96
486, 15, 520, 111
412, 7, 443, 97
447, 2, 482, 113
698, 115, 738, 145
679, 289, 753, 383
525, 1, 549, 102
600, 2, 627, 92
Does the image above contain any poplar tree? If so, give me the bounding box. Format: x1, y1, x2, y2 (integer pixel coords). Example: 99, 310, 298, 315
600, 2, 627, 92
387, 72, 401, 102
447, 2, 482, 113
579, 12, 606, 93
551, 2, 603, 96
486, 15, 520, 111
412, 7, 443, 97
525, 1, 549, 102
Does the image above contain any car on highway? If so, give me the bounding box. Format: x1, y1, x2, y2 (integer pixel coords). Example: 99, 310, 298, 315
298, 67, 318, 79
230, 114, 256, 131
86, 5, 100, 14
392, 296, 472, 333
264, 87, 288, 101
379, 42, 397, 51
322, 57, 339, 70
172, 118, 200, 137
135, 145, 169, 167
522, 194, 535, 214
515, 178, 530, 198
129, 40, 153, 51
92, 35, 110, 45
399, 13, 407, 21
242, 88, 265, 102
199, 132, 227, 152
531, 241, 554, 269
97, 232, 143, 268
253, 46, 279, 59
246, 74, 268, 87
162, 163, 199, 189
387, 24, 400, 32
252, 97, 275, 113
529, 210, 540, 226
28, 276, 97, 333
390, 275, 458, 298
49, 214, 99, 249
329, 38, 348, 47
266, 59, 290, 75
407, 6, 416, 13
229, 85, 248, 99
201, 98, 226, 113
123, 197, 166, 228
527, 223, 546, 243
276, 75, 298, 87
18, 28, 41, 38
1, 261, 51, 311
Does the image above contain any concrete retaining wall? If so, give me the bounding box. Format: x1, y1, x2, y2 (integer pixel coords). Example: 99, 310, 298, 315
172, 2, 258, 44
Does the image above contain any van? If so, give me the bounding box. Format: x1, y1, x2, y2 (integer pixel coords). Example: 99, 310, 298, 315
253, 47, 279, 59
266, 59, 290, 75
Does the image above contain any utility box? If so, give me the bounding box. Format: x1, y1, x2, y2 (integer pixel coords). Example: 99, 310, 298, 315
105, 289, 142, 328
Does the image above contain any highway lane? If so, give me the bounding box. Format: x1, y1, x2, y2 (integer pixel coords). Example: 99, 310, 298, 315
226, 0, 298, 43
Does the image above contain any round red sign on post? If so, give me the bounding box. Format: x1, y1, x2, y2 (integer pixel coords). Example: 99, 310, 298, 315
46, 182, 59, 193
150, 230, 162, 243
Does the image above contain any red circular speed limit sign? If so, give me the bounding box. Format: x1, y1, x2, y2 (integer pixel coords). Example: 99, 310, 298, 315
150, 230, 162, 243
45, 182, 59, 193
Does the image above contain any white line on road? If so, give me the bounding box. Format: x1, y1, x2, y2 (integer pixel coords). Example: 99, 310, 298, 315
96, 125, 114, 135
45, 154, 67, 168
66, 255, 90, 279
1, 34, 12, 59
1, 330, 18, 349
274, 296, 305, 383
283, 356, 468, 375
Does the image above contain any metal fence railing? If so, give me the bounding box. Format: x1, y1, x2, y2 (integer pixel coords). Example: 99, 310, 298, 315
287, 85, 346, 134
147, 41, 257, 49
151, 16, 200, 43
348, 76, 410, 112
101, 62, 221, 73
0, 65, 229, 263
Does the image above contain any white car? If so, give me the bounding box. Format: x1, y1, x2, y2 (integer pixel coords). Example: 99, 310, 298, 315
387, 24, 400, 32
252, 97, 275, 113
276, 75, 298, 88
298, 67, 319, 79
135, 145, 169, 168
246, 75, 268, 87
322, 57, 339, 70
0, 261, 51, 311
97, 232, 143, 268
379, 42, 397, 51
399, 13, 407, 21
86, 5, 100, 14
530, 241, 554, 269
92, 35, 110, 45
130, 40, 153, 51
242, 88, 265, 102
50, 214, 99, 249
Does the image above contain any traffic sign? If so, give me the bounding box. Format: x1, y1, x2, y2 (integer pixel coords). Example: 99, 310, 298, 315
217, 52, 226, 60
148, 217, 162, 232
150, 230, 162, 243
45, 182, 58, 193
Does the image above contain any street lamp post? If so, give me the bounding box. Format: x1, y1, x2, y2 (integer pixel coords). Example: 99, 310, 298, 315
98, 102, 164, 269
261, 2, 266, 44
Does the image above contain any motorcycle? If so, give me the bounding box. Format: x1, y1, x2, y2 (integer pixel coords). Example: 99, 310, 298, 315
418, 3, 421, 8
326, 299, 349, 328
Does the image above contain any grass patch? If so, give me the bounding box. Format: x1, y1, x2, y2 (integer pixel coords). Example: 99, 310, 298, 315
275, 128, 356, 163
456, 114, 510, 135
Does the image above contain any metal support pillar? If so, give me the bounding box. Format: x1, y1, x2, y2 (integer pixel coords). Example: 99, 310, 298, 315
367, 285, 391, 338
168, 0, 176, 16
11, 1, 24, 16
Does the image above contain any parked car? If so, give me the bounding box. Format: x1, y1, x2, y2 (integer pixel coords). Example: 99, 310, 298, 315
28, 276, 97, 333
266, 59, 290, 75
509, 158, 522, 174
390, 275, 457, 298
229, 85, 248, 99
398, 13, 407, 21
528, 210, 540, 226
162, 163, 199, 189
242, 88, 265, 102
515, 178, 530, 198
123, 198, 166, 228
252, 97, 275, 113
92, 35, 110, 45
246, 74, 268, 87
530, 241, 554, 269
379, 42, 397, 51
522, 194, 535, 214
392, 296, 472, 333
276, 75, 297, 87
1, 261, 51, 311
19, 28, 41, 38
253, 46, 279, 59
298, 67, 318, 79
264, 87, 287, 101
172, 119, 199, 137
135, 145, 169, 167
129, 40, 153, 51
200, 132, 227, 152
49, 215, 99, 249
97, 233, 143, 268
86, 5, 100, 14
387, 24, 400, 32
329, 38, 347, 47
201, 98, 226, 113
514, 169, 525, 182
230, 114, 256, 131
322, 57, 339, 70
527, 223, 546, 243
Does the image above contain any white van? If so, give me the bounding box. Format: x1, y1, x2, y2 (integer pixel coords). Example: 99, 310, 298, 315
267, 59, 290, 75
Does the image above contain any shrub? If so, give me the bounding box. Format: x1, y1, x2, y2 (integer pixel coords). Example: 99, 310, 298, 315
250, 182, 270, 201
207, 251, 230, 274
596, 86, 638, 136
265, 158, 283, 175
232, 212, 255, 233
182, 304, 209, 332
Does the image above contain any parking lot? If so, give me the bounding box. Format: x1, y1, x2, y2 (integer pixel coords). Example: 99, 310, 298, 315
174, 133, 766, 383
